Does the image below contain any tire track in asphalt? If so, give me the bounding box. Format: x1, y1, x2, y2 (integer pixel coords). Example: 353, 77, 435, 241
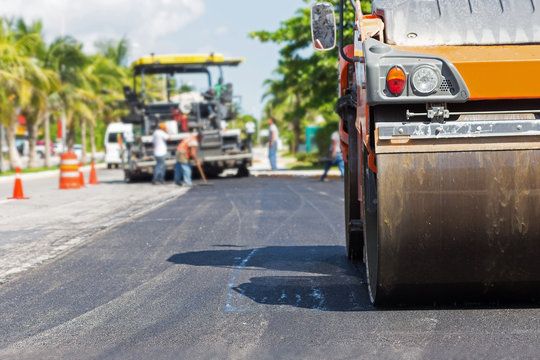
288, 182, 368, 311
224, 181, 350, 312
223, 181, 311, 312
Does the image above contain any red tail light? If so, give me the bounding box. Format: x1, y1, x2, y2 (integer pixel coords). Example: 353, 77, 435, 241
386, 67, 406, 96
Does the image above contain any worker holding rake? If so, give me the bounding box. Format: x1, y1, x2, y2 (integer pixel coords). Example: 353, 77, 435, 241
174, 130, 200, 187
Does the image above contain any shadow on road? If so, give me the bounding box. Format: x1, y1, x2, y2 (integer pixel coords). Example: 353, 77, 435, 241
168, 246, 540, 311
168, 245, 373, 311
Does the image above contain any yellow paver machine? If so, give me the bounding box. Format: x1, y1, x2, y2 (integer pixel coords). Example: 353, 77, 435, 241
122, 54, 252, 180
311, 0, 540, 304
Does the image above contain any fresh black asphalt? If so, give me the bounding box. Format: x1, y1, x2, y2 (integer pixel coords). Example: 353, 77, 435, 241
1, 177, 540, 359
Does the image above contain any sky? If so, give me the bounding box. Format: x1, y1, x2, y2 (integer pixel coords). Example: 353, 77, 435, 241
0, 0, 307, 120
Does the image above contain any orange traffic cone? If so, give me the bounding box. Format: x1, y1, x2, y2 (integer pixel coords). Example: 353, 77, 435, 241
78, 162, 85, 187
9, 167, 29, 199
88, 161, 99, 185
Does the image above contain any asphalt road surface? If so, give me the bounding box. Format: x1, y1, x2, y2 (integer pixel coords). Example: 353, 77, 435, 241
1, 177, 540, 359
0, 168, 187, 284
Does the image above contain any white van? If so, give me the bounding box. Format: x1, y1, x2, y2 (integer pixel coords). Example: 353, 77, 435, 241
105, 122, 133, 168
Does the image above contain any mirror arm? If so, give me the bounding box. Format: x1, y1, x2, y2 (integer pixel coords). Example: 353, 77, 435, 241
339, 0, 354, 63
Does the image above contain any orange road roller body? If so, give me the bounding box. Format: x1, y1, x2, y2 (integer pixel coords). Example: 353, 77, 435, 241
313, 0, 540, 304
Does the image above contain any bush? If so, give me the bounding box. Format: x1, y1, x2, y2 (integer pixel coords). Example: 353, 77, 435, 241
314, 120, 339, 157
294, 151, 320, 164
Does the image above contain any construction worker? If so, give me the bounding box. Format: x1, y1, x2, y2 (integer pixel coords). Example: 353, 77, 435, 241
152, 122, 169, 184
320, 129, 344, 182
268, 117, 279, 170
174, 130, 199, 187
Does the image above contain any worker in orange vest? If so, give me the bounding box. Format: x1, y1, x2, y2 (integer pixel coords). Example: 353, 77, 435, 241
174, 131, 199, 186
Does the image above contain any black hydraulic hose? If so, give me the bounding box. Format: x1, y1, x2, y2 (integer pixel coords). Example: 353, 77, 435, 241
339, 0, 354, 63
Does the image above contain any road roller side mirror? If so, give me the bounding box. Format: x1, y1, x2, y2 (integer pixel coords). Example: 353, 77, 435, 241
311, 2, 336, 51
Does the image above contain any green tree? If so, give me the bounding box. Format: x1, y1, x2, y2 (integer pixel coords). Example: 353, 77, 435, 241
0, 16, 132, 169
250, 0, 371, 154
42, 35, 87, 166
95, 37, 130, 67
44, 36, 94, 153
0, 18, 45, 169
14, 18, 60, 168
80, 53, 129, 161
230, 114, 258, 144
92, 40, 131, 126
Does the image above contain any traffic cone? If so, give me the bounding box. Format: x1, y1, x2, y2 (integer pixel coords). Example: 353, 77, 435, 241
88, 161, 99, 185
9, 167, 29, 200
59, 152, 81, 189
78, 162, 85, 187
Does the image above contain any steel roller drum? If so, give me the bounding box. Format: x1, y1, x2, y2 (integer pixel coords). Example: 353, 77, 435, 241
366, 120, 540, 304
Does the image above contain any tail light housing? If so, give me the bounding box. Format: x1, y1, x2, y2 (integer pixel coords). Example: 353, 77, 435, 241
386, 66, 406, 96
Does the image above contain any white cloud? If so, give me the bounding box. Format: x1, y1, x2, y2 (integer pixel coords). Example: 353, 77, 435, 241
0, 0, 206, 57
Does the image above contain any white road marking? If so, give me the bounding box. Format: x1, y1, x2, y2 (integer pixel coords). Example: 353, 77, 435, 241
224, 248, 259, 312
309, 280, 327, 311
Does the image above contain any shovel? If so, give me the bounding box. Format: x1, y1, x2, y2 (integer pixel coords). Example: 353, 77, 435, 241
195, 158, 212, 186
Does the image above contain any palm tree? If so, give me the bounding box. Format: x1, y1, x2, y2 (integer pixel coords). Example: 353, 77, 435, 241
95, 37, 130, 66
20, 64, 60, 168
84, 44, 130, 161
262, 61, 308, 153
43, 36, 90, 154
73, 86, 99, 163
0, 18, 44, 169
14, 18, 63, 168
42, 92, 64, 167
45, 37, 130, 162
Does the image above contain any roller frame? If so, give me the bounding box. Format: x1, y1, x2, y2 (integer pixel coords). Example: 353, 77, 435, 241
364, 118, 540, 305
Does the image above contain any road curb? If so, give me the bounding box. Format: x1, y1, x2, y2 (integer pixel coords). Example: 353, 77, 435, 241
251, 172, 342, 180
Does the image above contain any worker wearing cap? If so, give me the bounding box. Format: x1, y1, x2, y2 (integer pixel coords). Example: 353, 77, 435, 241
152, 122, 169, 184
174, 131, 199, 187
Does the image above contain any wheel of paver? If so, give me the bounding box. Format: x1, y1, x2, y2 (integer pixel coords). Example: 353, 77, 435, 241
344, 119, 363, 261
124, 171, 132, 183
236, 165, 250, 177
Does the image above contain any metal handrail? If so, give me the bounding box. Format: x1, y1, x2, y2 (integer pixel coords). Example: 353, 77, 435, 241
339, 0, 354, 63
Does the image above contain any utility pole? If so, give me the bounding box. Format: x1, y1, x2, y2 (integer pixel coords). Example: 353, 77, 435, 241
61, 112, 67, 153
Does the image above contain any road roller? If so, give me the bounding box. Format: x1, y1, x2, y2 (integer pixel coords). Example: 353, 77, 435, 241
311, 0, 540, 304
